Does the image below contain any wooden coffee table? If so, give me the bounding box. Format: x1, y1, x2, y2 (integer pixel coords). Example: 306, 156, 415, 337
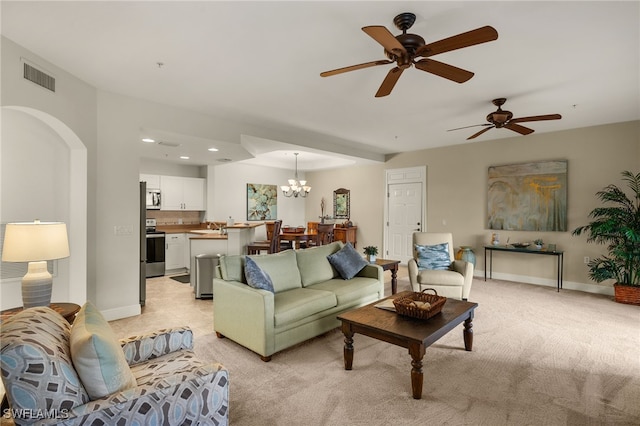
337, 291, 478, 399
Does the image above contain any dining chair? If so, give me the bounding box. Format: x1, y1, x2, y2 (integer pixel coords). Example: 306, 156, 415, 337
247, 220, 283, 255
315, 223, 334, 246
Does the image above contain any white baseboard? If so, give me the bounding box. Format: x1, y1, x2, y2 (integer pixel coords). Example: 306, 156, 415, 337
473, 269, 614, 296
101, 303, 141, 321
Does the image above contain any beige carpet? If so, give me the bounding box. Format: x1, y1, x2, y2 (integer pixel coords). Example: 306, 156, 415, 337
111, 274, 640, 425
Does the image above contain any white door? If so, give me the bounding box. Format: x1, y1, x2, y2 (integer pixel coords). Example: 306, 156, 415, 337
387, 182, 423, 263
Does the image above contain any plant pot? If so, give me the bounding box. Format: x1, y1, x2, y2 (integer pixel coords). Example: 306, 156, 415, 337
367, 255, 377, 263
613, 283, 640, 305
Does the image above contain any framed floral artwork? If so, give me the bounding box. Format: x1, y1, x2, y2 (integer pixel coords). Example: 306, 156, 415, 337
247, 184, 277, 221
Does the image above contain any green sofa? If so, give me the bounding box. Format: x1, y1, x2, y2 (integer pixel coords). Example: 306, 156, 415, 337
213, 242, 384, 361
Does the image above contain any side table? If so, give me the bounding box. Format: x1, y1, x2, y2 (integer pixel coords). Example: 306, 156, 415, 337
374, 258, 401, 294
0, 302, 81, 324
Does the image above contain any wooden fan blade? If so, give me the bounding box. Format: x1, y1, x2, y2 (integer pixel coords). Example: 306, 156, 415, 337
415, 26, 499, 58
504, 122, 535, 135
510, 114, 562, 124
447, 123, 493, 132
362, 26, 407, 56
467, 126, 494, 140
375, 67, 404, 97
320, 59, 393, 77
415, 59, 474, 83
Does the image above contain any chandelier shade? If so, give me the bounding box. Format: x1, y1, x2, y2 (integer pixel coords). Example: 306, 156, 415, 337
281, 153, 311, 198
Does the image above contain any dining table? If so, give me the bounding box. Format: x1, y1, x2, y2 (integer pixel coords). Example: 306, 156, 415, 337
280, 231, 317, 250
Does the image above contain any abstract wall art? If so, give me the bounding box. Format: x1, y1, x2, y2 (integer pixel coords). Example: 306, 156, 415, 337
487, 160, 567, 231
247, 183, 277, 221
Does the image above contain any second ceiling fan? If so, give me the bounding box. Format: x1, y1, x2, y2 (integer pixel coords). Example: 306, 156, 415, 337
320, 12, 498, 97
449, 98, 562, 140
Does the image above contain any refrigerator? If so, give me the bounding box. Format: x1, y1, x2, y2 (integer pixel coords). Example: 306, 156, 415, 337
139, 181, 146, 306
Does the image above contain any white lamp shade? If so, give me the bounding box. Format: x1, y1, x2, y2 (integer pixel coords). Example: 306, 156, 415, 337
2, 221, 70, 262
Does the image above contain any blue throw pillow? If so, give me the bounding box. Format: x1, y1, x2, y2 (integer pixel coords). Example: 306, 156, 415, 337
327, 242, 368, 280
244, 256, 275, 292
415, 243, 451, 270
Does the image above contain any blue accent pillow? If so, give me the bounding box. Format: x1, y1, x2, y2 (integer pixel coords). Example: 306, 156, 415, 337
415, 243, 451, 270
244, 256, 275, 292
326, 242, 368, 280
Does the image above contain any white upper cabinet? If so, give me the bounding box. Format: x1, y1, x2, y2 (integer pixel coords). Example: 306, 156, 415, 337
160, 176, 205, 211
140, 173, 161, 189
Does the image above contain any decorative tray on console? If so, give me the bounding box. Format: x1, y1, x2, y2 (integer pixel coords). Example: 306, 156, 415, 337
393, 289, 447, 320
510, 242, 531, 249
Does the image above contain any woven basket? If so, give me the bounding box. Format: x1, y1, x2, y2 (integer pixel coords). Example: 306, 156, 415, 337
393, 288, 447, 320
614, 283, 640, 306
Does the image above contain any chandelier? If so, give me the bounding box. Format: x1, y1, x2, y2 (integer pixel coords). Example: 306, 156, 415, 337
280, 153, 311, 198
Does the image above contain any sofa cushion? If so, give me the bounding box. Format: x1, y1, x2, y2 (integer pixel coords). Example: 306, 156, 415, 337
417, 269, 464, 286
308, 277, 381, 306
296, 241, 342, 286
415, 243, 451, 270
0, 307, 90, 414
274, 288, 337, 327
244, 256, 275, 292
250, 249, 302, 293
219, 254, 245, 282
327, 242, 368, 280
70, 302, 137, 399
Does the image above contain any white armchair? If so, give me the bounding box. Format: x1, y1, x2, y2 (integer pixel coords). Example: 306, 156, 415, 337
408, 232, 473, 300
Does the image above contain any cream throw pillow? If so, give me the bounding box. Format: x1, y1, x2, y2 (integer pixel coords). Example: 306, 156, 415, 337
70, 302, 137, 399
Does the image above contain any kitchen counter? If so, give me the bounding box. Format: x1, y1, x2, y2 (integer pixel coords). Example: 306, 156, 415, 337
188, 230, 228, 240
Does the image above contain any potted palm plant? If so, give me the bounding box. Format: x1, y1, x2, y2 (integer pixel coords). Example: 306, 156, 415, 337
572, 171, 640, 305
363, 246, 378, 263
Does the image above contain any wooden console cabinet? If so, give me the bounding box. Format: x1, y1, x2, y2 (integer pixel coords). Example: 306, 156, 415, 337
334, 226, 357, 248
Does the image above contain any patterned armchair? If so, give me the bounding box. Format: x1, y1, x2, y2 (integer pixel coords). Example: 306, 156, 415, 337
1, 306, 229, 425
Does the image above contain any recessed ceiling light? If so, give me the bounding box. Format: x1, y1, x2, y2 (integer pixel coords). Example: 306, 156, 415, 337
142, 138, 155, 143
180, 156, 190, 160
208, 147, 219, 152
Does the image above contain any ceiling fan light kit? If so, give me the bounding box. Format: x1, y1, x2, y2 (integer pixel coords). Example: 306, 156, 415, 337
320, 12, 498, 97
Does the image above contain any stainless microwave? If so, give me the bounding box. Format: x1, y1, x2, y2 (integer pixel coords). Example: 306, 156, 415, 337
146, 189, 161, 210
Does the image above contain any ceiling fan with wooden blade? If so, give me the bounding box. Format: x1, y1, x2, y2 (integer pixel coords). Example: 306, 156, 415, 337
320, 12, 498, 97
448, 98, 562, 140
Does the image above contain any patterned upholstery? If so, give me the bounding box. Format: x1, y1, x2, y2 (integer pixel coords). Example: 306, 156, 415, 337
1, 307, 229, 425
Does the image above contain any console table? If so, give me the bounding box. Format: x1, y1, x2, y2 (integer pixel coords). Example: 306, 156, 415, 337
333, 226, 357, 248
484, 245, 564, 292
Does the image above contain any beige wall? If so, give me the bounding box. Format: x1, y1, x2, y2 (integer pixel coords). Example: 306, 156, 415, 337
306, 120, 639, 293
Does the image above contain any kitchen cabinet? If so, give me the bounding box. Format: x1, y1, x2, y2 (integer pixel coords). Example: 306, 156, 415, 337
161, 176, 205, 211
334, 226, 357, 248
165, 233, 187, 271
140, 174, 161, 189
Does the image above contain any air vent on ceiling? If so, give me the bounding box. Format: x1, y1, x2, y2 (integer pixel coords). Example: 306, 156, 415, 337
23, 62, 55, 92
157, 141, 181, 147
217, 158, 233, 163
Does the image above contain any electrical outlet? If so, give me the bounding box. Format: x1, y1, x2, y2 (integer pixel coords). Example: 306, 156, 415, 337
584, 256, 590, 264
114, 225, 132, 236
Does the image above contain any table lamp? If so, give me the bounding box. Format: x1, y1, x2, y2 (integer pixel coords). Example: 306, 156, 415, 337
2, 220, 70, 308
